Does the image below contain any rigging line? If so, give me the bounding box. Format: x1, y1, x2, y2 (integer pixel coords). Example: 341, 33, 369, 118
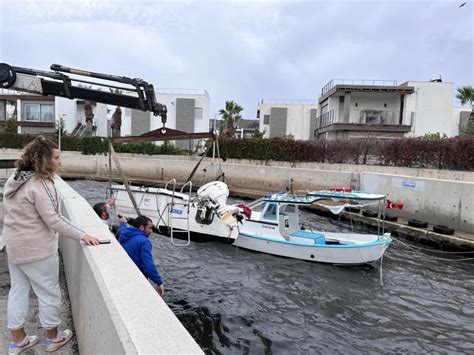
184, 139, 215, 184
109, 141, 141, 216
393, 239, 474, 262
108, 139, 113, 198
379, 254, 384, 286
391, 236, 474, 254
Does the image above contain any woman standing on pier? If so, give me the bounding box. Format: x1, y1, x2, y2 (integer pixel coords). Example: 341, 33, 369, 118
3, 136, 100, 354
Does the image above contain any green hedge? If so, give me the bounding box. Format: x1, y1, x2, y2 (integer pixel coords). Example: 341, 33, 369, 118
217, 136, 474, 171
1, 133, 473, 171
0, 133, 184, 156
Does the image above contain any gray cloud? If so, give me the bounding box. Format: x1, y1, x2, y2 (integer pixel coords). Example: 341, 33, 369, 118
1, 0, 472, 119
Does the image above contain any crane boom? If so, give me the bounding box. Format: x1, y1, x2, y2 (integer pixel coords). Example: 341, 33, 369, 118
0, 63, 167, 126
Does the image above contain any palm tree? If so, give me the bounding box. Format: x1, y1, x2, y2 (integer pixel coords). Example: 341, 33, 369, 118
456, 86, 474, 134
219, 100, 243, 137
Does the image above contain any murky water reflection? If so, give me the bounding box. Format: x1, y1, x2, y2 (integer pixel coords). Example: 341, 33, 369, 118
69, 179, 474, 354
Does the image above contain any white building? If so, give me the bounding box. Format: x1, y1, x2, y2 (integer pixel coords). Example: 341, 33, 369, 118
54, 88, 210, 139
257, 79, 467, 141
0, 89, 56, 134
401, 81, 457, 137
257, 99, 318, 140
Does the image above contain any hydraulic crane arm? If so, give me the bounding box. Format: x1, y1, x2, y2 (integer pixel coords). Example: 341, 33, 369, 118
0, 63, 167, 126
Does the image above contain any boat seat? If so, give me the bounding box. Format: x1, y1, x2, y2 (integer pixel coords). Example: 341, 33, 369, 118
290, 230, 326, 245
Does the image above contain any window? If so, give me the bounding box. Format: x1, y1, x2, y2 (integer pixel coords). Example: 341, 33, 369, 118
256, 110, 260, 118
194, 107, 203, 120
24, 104, 54, 122
25, 104, 40, 121
263, 203, 278, 220
263, 114, 270, 124
41, 105, 54, 121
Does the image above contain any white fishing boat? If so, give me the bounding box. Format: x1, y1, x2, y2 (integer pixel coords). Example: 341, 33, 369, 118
111, 180, 241, 244
234, 190, 392, 265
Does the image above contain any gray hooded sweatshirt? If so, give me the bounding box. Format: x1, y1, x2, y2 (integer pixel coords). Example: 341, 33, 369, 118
3, 170, 85, 264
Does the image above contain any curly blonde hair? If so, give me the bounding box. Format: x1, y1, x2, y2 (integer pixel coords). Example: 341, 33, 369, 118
16, 136, 59, 179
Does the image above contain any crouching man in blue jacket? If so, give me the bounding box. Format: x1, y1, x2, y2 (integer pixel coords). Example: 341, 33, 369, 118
119, 215, 165, 296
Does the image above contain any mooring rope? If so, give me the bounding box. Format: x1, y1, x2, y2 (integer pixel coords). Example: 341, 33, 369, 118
392, 237, 474, 262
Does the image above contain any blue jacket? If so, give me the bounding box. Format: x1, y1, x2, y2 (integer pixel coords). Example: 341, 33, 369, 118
119, 223, 163, 285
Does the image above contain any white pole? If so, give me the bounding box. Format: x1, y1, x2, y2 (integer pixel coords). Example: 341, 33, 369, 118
59, 114, 66, 150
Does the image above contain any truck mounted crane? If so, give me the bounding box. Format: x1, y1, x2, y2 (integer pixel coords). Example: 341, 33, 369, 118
0, 62, 168, 128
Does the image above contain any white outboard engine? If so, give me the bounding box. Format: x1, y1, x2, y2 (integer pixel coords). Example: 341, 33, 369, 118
196, 181, 240, 228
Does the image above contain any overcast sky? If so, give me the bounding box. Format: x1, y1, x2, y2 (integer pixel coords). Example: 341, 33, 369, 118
0, 0, 473, 119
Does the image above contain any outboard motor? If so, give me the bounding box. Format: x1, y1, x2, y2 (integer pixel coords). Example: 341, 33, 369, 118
196, 181, 240, 228
195, 199, 215, 225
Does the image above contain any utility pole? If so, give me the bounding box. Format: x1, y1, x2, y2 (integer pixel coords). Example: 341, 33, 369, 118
59, 114, 66, 150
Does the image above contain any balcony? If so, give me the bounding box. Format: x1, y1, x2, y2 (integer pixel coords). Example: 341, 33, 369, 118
315, 109, 414, 139
319, 79, 414, 103
321, 79, 398, 96
318, 109, 414, 128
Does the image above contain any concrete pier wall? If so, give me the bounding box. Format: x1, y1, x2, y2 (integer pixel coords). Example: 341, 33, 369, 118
55, 177, 202, 354
1, 149, 473, 233
360, 173, 474, 234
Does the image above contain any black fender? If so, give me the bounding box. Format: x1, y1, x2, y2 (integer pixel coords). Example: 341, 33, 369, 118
346, 207, 360, 213
433, 224, 455, 235
383, 214, 398, 222
408, 219, 428, 228
362, 210, 378, 218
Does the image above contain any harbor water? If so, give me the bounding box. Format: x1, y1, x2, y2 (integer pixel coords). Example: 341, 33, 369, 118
69, 179, 474, 354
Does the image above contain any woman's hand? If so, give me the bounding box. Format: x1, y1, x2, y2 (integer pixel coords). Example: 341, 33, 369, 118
82, 234, 101, 246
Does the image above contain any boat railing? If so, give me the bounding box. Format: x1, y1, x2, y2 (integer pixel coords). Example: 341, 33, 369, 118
164, 178, 176, 191
180, 180, 193, 195
168, 178, 191, 247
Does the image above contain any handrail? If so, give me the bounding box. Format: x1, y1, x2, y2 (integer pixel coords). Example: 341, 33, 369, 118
165, 178, 176, 191
317, 109, 415, 129
321, 79, 398, 96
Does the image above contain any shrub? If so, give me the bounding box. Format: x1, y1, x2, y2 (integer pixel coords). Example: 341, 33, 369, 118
1, 132, 473, 171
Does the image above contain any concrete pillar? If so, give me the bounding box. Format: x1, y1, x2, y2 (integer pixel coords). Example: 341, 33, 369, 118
309, 108, 318, 140
343, 92, 351, 123
0, 99, 6, 120
176, 98, 195, 149
16, 99, 21, 134
269, 107, 287, 137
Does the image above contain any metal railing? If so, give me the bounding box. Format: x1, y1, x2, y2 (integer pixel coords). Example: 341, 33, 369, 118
0, 88, 38, 95
259, 98, 317, 105
156, 88, 209, 96
317, 109, 414, 129
321, 79, 398, 96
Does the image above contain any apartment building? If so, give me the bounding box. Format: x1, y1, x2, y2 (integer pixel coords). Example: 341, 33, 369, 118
258, 79, 467, 140
0, 90, 56, 134
0, 88, 210, 142
257, 99, 318, 140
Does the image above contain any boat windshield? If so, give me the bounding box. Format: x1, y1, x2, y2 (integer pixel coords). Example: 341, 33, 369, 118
262, 203, 278, 220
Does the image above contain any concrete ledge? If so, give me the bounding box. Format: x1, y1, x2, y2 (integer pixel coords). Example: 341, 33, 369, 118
55, 177, 202, 354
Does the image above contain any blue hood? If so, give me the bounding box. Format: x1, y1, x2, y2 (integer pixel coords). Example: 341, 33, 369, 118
119, 224, 147, 243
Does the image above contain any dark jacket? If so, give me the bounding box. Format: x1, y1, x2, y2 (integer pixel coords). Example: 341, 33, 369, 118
119, 223, 163, 285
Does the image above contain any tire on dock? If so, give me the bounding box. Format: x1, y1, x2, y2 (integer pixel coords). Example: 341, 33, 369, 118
362, 210, 378, 218
383, 214, 398, 222
433, 224, 455, 235
346, 207, 360, 213
408, 219, 428, 228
